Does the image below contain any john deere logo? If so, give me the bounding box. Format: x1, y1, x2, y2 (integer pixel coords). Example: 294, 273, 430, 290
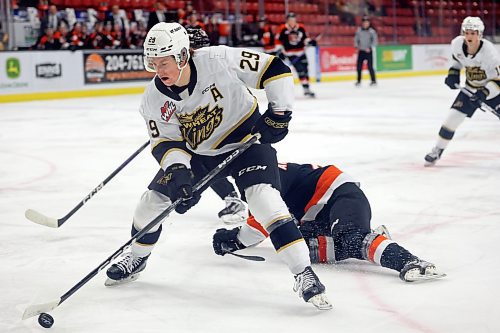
6, 58, 21, 79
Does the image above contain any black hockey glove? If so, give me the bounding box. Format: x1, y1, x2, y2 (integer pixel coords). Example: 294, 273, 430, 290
164, 164, 194, 201
444, 68, 460, 89
469, 87, 489, 110
175, 192, 201, 214
251, 104, 292, 144
213, 227, 246, 256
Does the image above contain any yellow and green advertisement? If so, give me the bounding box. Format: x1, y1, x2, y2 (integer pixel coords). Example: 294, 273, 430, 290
376, 45, 412, 71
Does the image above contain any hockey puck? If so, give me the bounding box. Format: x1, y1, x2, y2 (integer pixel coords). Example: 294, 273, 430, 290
38, 313, 54, 328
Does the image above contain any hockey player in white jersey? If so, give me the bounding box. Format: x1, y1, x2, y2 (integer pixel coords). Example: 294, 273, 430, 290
425, 17, 500, 166
185, 26, 247, 224
106, 22, 331, 310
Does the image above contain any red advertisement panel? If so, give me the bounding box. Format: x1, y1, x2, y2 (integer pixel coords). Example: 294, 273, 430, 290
320, 47, 359, 72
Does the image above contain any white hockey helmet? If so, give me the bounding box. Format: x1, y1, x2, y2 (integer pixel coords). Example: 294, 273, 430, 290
143, 22, 190, 73
461, 16, 484, 36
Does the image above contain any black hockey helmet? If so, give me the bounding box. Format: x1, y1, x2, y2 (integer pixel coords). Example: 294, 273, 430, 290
185, 27, 210, 49
286, 12, 296, 20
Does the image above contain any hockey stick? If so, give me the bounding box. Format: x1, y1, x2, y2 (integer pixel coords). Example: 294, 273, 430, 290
225, 251, 265, 262
455, 84, 500, 119
25, 141, 150, 228
21, 134, 260, 321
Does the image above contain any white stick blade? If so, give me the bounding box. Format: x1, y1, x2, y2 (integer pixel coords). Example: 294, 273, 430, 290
22, 299, 60, 320
25, 209, 59, 228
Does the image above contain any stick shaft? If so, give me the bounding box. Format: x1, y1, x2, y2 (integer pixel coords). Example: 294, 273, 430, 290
57, 134, 259, 307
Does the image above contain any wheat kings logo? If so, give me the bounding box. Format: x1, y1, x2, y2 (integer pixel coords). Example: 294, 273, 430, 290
465, 66, 487, 81
177, 104, 223, 150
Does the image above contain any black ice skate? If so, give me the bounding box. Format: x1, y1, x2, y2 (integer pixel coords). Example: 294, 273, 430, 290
399, 259, 446, 282
424, 147, 444, 166
293, 266, 332, 310
105, 253, 149, 286
304, 87, 316, 98
218, 192, 247, 224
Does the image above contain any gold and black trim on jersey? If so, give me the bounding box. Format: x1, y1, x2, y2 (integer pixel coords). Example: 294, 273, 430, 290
211, 97, 260, 149
152, 139, 191, 165
256, 56, 293, 89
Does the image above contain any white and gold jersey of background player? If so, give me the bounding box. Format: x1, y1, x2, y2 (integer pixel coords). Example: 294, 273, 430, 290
139, 45, 294, 170
450, 35, 500, 89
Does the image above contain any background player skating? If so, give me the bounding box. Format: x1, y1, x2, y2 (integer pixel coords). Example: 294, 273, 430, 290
424, 17, 500, 166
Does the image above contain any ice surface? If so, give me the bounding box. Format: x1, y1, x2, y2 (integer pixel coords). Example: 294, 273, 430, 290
1, 77, 499, 333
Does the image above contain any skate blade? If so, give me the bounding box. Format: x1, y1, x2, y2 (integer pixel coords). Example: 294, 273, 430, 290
405, 272, 447, 282
104, 273, 140, 287
424, 160, 437, 167
308, 294, 333, 310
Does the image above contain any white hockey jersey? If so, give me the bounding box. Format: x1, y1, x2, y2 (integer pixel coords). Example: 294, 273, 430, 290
139, 45, 294, 169
450, 36, 500, 89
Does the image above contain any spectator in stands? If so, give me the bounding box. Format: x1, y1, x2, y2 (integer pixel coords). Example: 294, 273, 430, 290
205, 14, 220, 46
354, 16, 377, 86
147, 1, 179, 31
330, 1, 356, 25
184, 12, 205, 31
277, 12, 316, 97
35, 27, 62, 50
111, 22, 130, 49
86, 21, 113, 49
39, 5, 67, 38
129, 21, 147, 49
67, 22, 87, 50
106, 5, 129, 39
55, 22, 70, 50
184, 2, 195, 19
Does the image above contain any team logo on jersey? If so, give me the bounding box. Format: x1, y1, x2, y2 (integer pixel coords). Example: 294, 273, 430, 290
465, 66, 486, 82
160, 101, 176, 122
177, 104, 223, 150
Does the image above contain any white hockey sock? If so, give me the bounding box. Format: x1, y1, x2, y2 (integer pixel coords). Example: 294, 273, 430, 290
436, 109, 467, 149
131, 241, 155, 258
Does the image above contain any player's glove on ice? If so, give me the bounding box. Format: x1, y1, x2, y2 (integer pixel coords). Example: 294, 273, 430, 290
164, 163, 194, 201
444, 68, 460, 89
469, 87, 489, 109
213, 227, 246, 255
252, 104, 292, 144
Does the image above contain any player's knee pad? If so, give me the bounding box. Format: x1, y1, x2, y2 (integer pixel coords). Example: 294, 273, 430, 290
133, 190, 172, 232
308, 236, 336, 264
361, 232, 395, 265
244, 184, 290, 228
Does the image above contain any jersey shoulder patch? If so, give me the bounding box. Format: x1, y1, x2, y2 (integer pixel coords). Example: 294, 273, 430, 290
209, 45, 228, 59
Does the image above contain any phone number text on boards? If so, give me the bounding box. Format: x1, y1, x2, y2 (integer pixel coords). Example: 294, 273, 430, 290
105, 54, 144, 72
